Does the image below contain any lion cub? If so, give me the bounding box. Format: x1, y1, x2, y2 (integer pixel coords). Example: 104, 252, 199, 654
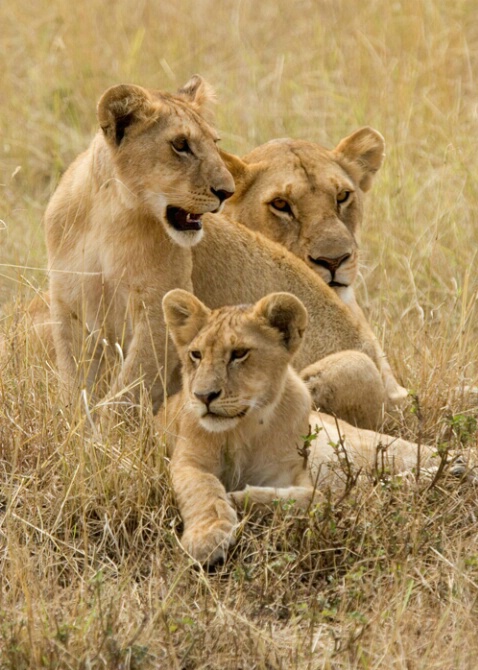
159, 290, 438, 566
44, 76, 234, 411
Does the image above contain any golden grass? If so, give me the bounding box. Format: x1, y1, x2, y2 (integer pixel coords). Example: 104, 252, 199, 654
1, 0, 478, 667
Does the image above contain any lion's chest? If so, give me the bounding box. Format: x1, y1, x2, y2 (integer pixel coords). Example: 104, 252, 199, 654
218, 431, 297, 492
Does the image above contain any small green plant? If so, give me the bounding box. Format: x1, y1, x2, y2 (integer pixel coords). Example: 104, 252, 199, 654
446, 413, 477, 447
298, 423, 323, 468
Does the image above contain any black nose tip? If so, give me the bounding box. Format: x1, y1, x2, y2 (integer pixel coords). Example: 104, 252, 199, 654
309, 253, 351, 273
211, 187, 234, 203
194, 390, 221, 406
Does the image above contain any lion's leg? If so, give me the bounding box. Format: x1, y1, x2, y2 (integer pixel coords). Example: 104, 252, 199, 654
308, 412, 437, 483
301, 350, 388, 429
343, 296, 408, 409
50, 293, 90, 403
229, 484, 319, 510
26, 291, 56, 362
378, 354, 409, 407
171, 455, 238, 566
107, 313, 178, 415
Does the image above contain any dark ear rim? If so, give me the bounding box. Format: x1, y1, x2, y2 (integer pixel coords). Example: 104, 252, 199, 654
219, 149, 266, 196
254, 292, 308, 356
177, 74, 216, 122
162, 289, 210, 347
333, 126, 385, 192
218, 149, 248, 184
97, 83, 154, 146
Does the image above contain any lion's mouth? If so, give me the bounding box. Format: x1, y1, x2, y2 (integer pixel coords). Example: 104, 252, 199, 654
201, 407, 249, 421
166, 206, 203, 232
203, 408, 249, 420
328, 281, 348, 288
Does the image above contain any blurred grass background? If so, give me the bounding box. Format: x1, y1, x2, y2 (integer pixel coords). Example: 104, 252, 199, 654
2, 1, 478, 667
2, 0, 478, 405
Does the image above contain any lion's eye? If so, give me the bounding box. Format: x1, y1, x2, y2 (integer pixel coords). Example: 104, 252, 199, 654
230, 348, 250, 363
336, 190, 351, 205
189, 350, 202, 362
270, 198, 293, 215
171, 137, 192, 154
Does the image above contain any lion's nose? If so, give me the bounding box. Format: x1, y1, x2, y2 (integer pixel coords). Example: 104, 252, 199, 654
194, 390, 222, 407
211, 187, 234, 203
309, 253, 351, 275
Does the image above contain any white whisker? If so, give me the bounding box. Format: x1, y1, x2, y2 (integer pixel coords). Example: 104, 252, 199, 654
100, 177, 138, 198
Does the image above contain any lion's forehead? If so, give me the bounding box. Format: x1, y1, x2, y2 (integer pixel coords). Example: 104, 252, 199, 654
268, 171, 354, 201
192, 314, 255, 352
170, 113, 218, 143
189, 311, 270, 358
245, 140, 340, 173
251, 151, 357, 204
141, 94, 219, 146
243, 138, 329, 161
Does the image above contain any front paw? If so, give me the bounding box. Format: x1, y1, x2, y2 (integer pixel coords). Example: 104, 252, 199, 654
182, 520, 236, 566
228, 489, 249, 508
181, 504, 238, 566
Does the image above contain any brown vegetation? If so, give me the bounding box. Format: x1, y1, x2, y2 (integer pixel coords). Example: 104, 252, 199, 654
1, 1, 478, 667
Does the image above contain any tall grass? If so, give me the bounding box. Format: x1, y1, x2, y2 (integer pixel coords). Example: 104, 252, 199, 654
1, 1, 478, 667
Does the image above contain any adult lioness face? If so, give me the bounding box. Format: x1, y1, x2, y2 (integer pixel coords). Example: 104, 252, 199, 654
98, 75, 235, 247
222, 128, 384, 289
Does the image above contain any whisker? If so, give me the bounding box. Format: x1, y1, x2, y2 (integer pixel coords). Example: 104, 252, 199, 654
99, 177, 138, 198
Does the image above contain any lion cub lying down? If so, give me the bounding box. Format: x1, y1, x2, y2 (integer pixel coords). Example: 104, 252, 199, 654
159, 289, 440, 566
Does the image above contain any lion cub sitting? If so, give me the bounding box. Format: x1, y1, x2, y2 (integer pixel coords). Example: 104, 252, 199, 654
160, 290, 439, 566
43, 75, 234, 412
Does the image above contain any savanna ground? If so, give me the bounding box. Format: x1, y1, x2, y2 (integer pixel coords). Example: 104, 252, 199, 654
2, 1, 478, 668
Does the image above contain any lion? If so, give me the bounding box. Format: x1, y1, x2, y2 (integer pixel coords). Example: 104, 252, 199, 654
190, 221, 403, 430
220, 128, 383, 317
217, 129, 408, 417
44, 75, 235, 410
159, 289, 448, 566
38, 77, 400, 427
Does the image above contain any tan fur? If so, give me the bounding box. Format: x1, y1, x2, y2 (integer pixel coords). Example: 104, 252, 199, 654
159, 290, 437, 566
38, 83, 402, 427
44, 76, 234, 410
191, 211, 400, 428
218, 129, 408, 418
221, 128, 383, 305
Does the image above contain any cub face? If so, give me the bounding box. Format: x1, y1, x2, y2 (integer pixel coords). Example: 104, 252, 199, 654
163, 290, 308, 433
221, 127, 385, 289
98, 75, 235, 247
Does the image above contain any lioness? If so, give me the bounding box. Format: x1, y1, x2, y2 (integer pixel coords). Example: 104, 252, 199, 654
40, 77, 398, 426
191, 216, 401, 429
45, 76, 235, 409
218, 129, 407, 413
160, 289, 440, 566
220, 129, 381, 311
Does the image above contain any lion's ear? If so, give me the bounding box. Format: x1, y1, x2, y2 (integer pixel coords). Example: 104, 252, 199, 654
178, 75, 216, 123
254, 292, 308, 356
334, 127, 385, 192
162, 289, 210, 349
219, 150, 248, 183
97, 84, 155, 146
219, 150, 265, 194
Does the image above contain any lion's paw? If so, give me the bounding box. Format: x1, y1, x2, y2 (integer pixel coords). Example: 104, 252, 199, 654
181, 506, 237, 566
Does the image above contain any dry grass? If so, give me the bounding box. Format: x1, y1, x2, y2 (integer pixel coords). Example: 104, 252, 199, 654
2, 1, 478, 667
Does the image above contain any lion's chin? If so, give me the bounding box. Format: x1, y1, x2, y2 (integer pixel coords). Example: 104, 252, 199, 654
199, 414, 241, 434
164, 222, 204, 248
